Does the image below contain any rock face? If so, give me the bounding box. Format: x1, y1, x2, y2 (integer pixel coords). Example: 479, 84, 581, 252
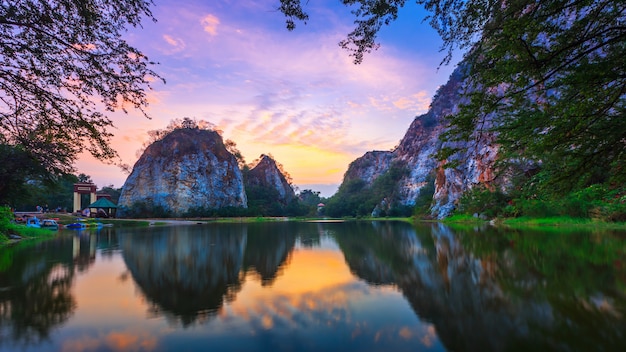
246, 154, 295, 204
118, 128, 247, 216
340, 66, 503, 218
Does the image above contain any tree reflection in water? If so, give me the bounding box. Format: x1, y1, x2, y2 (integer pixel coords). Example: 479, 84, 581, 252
1, 222, 624, 351
0, 233, 99, 349
334, 221, 626, 351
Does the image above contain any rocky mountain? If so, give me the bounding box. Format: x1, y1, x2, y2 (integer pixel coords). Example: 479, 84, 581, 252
245, 154, 296, 205
338, 66, 503, 218
117, 127, 247, 217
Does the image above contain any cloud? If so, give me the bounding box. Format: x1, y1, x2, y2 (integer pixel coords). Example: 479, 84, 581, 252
162, 34, 186, 53
393, 91, 431, 112
85, 0, 452, 188
201, 14, 220, 36
61, 330, 158, 352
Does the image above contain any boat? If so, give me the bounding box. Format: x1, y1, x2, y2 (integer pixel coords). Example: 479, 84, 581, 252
66, 222, 87, 229
66, 218, 104, 230
26, 217, 41, 228
41, 219, 59, 230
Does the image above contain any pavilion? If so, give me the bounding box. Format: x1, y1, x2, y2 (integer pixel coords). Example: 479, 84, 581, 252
87, 198, 118, 218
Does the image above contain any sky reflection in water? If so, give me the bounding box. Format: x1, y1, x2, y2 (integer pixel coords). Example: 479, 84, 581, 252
0, 221, 624, 351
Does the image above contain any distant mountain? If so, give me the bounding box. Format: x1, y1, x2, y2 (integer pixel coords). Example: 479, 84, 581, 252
244, 154, 298, 216
246, 154, 295, 204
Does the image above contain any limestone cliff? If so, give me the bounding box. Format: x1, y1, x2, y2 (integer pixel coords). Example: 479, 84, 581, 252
338, 66, 502, 218
245, 154, 295, 204
118, 128, 247, 217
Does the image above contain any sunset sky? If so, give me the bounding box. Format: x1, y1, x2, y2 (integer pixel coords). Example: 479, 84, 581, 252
76, 0, 461, 197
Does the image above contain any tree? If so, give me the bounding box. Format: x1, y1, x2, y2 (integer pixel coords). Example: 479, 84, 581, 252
298, 189, 323, 216
137, 118, 221, 158
77, 173, 92, 183
280, 0, 626, 194
99, 184, 122, 204
0, 144, 47, 205
442, 0, 626, 194
224, 139, 246, 169
0, 0, 162, 180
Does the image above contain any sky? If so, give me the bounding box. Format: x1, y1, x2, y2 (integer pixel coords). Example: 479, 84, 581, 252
75, 0, 461, 197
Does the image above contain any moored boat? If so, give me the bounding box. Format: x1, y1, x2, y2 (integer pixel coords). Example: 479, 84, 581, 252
41, 219, 59, 230
66, 222, 86, 229
66, 219, 103, 230
26, 217, 41, 228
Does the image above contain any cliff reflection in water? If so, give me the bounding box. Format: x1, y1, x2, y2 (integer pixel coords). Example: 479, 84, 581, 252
335, 222, 626, 351
121, 223, 297, 326
243, 223, 296, 285
2, 222, 625, 351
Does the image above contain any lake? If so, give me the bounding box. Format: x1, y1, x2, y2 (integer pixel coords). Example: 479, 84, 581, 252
1, 221, 625, 351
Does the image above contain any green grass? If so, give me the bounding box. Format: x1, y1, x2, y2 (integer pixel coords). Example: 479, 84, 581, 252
203, 216, 291, 223
439, 212, 626, 230
150, 221, 169, 226
1, 224, 60, 247
99, 219, 151, 227
502, 216, 626, 229
442, 214, 488, 224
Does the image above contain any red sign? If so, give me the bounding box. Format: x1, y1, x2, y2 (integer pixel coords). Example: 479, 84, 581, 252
73, 183, 97, 193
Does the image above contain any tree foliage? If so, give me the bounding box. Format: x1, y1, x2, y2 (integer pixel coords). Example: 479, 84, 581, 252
445, 0, 626, 195
137, 117, 221, 157
0, 144, 48, 204
324, 161, 410, 217
0, 0, 162, 177
281, 0, 626, 195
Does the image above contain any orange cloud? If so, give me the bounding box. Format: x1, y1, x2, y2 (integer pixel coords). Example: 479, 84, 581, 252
106, 331, 158, 351
61, 331, 158, 352
62, 336, 101, 352
393, 91, 431, 112
162, 34, 186, 52
201, 14, 220, 36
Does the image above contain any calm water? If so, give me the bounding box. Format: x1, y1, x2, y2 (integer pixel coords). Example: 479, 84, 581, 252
1, 221, 625, 351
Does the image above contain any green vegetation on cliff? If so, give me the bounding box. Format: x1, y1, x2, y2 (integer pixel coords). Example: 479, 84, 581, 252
455, 183, 626, 223
323, 161, 412, 218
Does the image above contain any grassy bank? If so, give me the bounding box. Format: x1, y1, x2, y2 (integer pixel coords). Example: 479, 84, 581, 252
442, 213, 626, 230
1, 224, 60, 245
441, 214, 487, 224
501, 216, 626, 229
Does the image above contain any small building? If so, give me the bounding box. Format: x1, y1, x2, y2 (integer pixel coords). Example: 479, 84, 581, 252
87, 198, 118, 218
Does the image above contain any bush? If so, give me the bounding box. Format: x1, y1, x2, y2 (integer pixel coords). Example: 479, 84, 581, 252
501, 184, 625, 221
457, 185, 510, 218
121, 201, 169, 218
414, 173, 436, 216
0, 206, 13, 237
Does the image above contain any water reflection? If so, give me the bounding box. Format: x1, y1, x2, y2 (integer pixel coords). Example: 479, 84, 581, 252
121, 224, 248, 326
0, 222, 624, 351
335, 222, 626, 351
243, 223, 296, 285
0, 235, 87, 348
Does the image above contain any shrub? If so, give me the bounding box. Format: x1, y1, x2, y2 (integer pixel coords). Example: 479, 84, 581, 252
515, 199, 560, 218
457, 185, 510, 218
413, 173, 436, 216
122, 201, 169, 218
0, 206, 13, 237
